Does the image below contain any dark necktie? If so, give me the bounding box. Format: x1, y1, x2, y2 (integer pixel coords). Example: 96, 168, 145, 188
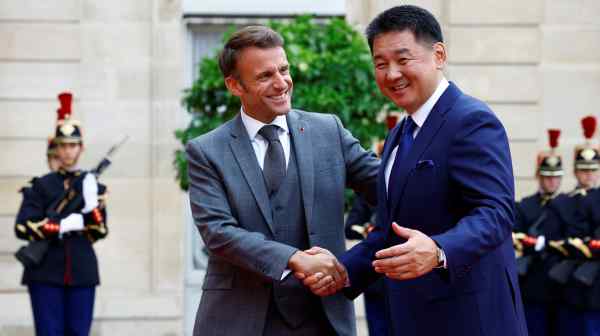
388, 117, 417, 198
259, 125, 286, 196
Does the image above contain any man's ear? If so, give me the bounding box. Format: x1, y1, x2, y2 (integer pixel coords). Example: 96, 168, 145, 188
433, 42, 447, 70
225, 76, 244, 97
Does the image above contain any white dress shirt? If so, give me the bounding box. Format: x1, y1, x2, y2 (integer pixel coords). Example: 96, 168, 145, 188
384, 78, 449, 192
240, 108, 293, 280
240, 108, 291, 170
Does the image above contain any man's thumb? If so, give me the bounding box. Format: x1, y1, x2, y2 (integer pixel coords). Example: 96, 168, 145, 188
392, 222, 412, 239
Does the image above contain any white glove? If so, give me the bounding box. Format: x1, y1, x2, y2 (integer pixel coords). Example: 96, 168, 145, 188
535, 235, 546, 252
59, 213, 84, 234
81, 173, 99, 214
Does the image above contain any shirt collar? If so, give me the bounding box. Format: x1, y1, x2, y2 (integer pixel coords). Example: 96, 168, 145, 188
240, 107, 289, 140
410, 77, 449, 128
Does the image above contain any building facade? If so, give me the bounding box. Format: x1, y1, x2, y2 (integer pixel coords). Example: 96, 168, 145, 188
0, 0, 599, 335
348, 0, 600, 196
0, 0, 186, 335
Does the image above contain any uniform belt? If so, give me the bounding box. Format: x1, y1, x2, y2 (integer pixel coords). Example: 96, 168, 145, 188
60, 231, 84, 239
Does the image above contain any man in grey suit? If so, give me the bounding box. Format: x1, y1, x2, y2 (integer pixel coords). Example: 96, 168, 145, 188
186, 26, 379, 335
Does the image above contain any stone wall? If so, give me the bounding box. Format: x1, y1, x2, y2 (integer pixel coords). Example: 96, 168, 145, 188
346, 0, 600, 199
1, 0, 598, 335
0, 0, 186, 335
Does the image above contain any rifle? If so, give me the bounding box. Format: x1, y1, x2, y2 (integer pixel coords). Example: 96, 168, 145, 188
15, 136, 128, 268
48, 135, 129, 218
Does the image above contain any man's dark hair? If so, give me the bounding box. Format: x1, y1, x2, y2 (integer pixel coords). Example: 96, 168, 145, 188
218, 26, 284, 78
366, 5, 443, 52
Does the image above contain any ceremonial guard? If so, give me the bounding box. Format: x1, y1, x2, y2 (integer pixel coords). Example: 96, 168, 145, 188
513, 129, 564, 336
573, 185, 600, 336
570, 118, 600, 335
544, 116, 600, 335
14, 92, 108, 336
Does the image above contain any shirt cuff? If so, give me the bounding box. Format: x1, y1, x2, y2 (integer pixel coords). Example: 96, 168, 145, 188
441, 248, 448, 268
437, 247, 448, 269
281, 269, 292, 281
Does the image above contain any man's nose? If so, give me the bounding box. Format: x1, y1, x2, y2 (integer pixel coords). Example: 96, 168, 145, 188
386, 64, 403, 81
272, 73, 287, 90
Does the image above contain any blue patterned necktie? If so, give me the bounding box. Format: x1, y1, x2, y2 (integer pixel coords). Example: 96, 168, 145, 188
388, 117, 417, 198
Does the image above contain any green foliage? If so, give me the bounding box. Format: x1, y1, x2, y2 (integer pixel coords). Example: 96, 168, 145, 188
175, 16, 393, 191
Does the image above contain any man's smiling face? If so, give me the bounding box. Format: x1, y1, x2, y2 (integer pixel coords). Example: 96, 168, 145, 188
372, 30, 445, 114
226, 46, 293, 123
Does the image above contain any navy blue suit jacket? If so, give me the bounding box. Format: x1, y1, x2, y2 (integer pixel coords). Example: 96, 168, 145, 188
340, 83, 528, 336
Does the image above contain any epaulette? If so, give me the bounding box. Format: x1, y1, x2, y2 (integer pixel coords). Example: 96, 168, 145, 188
569, 188, 587, 197
18, 177, 38, 193
517, 195, 542, 214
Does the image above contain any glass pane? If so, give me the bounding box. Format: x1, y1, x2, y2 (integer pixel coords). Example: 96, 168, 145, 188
190, 25, 231, 82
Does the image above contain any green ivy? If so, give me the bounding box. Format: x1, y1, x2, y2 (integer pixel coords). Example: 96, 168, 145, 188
175, 16, 395, 191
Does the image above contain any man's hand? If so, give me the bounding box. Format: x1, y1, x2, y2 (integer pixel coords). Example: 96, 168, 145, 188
290, 247, 347, 296
373, 222, 438, 280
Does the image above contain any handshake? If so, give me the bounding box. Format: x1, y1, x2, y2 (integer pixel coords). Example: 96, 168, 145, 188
287, 223, 442, 297
288, 247, 348, 297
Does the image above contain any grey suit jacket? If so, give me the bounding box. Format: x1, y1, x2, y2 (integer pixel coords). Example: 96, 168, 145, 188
186, 109, 379, 336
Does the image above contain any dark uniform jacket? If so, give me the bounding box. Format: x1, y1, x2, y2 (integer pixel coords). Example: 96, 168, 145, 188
14, 169, 108, 286
577, 188, 600, 309
514, 192, 563, 304
545, 189, 589, 309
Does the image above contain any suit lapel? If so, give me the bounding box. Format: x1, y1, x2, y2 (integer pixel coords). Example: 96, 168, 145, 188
287, 110, 315, 237
228, 115, 275, 234
378, 124, 402, 220
388, 82, 462, 217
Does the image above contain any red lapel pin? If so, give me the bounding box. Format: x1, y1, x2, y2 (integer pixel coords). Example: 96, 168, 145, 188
300, 127, 304, 132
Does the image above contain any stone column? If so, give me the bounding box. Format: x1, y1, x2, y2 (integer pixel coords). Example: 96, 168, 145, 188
0, 0, 186, 334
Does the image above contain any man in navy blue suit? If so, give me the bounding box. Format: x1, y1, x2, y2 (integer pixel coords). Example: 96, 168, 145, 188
299, 5, 528, 335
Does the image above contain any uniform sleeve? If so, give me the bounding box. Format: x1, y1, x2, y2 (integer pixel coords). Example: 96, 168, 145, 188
344, 196, 374, 240
83, 183, 108, 242
14, 178, 54, 241
513, 201, 528, 233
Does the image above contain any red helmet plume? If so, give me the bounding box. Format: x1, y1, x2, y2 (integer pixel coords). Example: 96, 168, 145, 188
56, 108, 69, 122
386, 115, 399, 130
581, 115, 597, 140
58, 92, 72, 115
548, 129, 560, 149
